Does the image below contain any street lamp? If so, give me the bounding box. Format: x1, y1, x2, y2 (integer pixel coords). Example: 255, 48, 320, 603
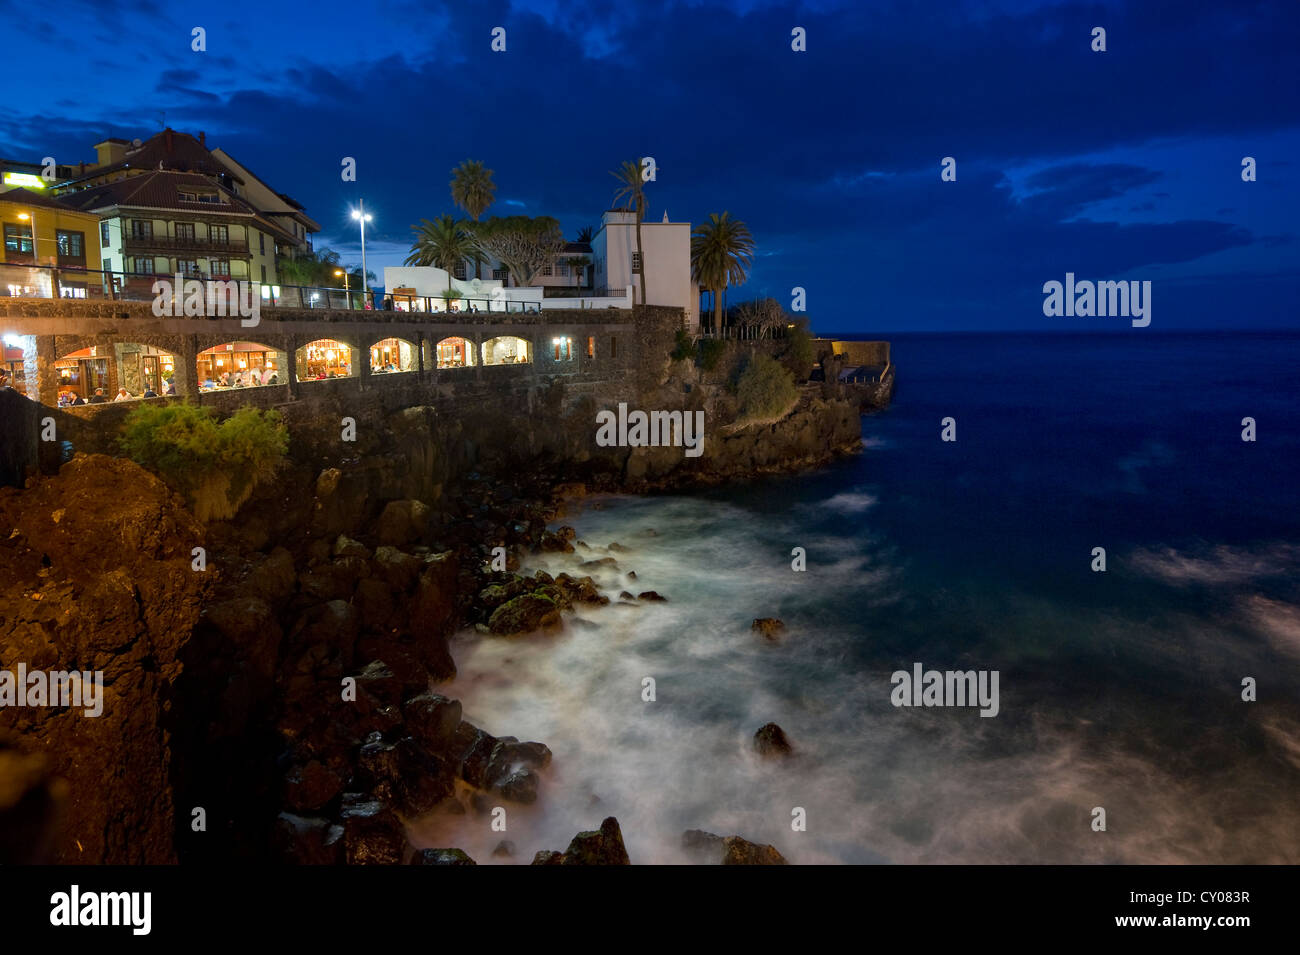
334, 267, 350, 308
351, 200, 372, 307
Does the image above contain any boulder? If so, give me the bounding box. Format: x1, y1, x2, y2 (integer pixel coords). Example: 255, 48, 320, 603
402, 694, 463, 754
531, 817, 631, 865
376, 499, 431, 547
637, 591, 667, 602
333, 534, 371, 559
722, 836, 788, 865
752, 618, 786, 639
753, 722, 793, 758
488, 593, 562, 636
410, 848, 476, 865
274, 813, 343, 865
339, 795, 405, 865
283, 760, 344, 812
492, 840, 516, 859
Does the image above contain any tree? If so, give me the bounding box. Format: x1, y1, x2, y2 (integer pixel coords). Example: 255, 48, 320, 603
405, 215, 477, 291
450, 159, 496, 279
277, 247, 362, 290
735, 353, 797, 423
575, 225, 595, 245
610, 159, 648, 306
730, 297, 789, 339
470, 216, 565, 287
565, 255, 590, 288
691, 212, 754, 332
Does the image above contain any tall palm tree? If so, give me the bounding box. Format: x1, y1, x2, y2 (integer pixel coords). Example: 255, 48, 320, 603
450, 159, 496, 279
691, 212, 754, 332
575, 225, 595, 245
405, 215, 477, 293
610, 159, 647, 306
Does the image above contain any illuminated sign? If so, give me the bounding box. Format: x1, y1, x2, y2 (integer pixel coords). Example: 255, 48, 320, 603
2, 172, 47, 189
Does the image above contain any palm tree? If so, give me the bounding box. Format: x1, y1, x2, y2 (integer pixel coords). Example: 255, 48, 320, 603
691, 212, 754, 332
450, 159, 496, 279
575, 225, 595, 245
610, 159, 647, 306
405, 215, 476, 294
565, 255, 589, 289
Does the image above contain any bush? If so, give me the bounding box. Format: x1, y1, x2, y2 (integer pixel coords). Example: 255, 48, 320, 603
670, 329, 697, 362
735, 353, 797, 422
118, 403, 289, 522
785, 324, 814, 370
698, 338, 727, 372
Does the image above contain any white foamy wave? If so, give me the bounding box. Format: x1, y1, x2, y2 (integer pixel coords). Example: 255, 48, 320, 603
822, 491, 878, 514
1129, 542, 1300, 586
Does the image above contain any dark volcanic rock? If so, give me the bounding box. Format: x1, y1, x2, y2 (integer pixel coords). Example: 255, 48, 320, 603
410, 848, 476, 865
535, 816, 631, 865
492, 839, 516, 859
274, 813, 343, 865
752, 617, 786, 638
722, 836, 789, 865
488, 593, 562, 635
283, 759, 344, 812
339, 795, 405, 865
403, 694, 463, 753
637, 591, 667, 602
753, 722, 793, 758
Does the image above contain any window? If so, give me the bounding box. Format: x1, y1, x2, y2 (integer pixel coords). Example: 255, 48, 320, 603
178, 189, 221, 204
211, 259, 231, 277
210, 224, 228, 244
453, 263, 466, 280
134, 258, 155, 274
174, 222, 196, 240
542, 264, 553, 276
552, 336, 574, 361
131, 220, 152, 239
631, 251, 642, 272
100, 222, 110, 245
610, 336, 617, 358
59, 284, 87, 298
4, 223, 33, 255
586, 336, 595, 359
178, 259, 200, 275
56, 230, 85, 259
261, 265, 267, 283
259, 233, 265, 255
492, 268, 508, 281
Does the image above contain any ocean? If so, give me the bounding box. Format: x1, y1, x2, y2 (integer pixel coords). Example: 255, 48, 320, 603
419, 331, 1300, 864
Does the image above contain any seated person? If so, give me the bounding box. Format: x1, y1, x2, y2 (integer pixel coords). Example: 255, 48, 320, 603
114, 388, 131, 401
88, 388, 108, 404
143, 386, 158, 398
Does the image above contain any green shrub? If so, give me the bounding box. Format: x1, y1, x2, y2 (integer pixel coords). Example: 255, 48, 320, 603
670, 328, 697, 362
119, 403, 288, 521
698, 338, 727, 372
785, 324, 814, 370
735, 352, 797, 422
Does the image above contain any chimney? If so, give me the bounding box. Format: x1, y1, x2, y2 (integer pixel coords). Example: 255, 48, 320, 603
199, 131, 206, 147
165, 128, 173, 152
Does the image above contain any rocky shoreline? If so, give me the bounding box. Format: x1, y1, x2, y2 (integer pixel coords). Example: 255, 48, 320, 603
1, 384, 864, 865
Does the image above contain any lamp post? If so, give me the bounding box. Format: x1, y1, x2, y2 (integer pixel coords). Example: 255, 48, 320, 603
351, 201, 372, 307
335, 267, 350, 309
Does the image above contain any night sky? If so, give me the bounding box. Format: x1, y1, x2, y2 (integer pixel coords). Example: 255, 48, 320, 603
5, 0, 1297, 331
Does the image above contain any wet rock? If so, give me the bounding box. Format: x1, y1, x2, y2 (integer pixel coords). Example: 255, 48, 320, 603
333, 534, 371, 559
539, 531, 574, 553
492, 840, 516, 859
531, 850, 564, 865
488, 593, 562, 635
553, 483, 587, 498
637, 591, 667, 602
682, 829, 726, 857
626, 571, 638, 581
753, 722, 793, 757
339, 795, 405, 865
560, 816, 632, 865
478, 575, 529, 610
580, 557, 618, 570
283, 759, 344, 812
619, 591, 636, 601
371, 546, 424, 591
752, 617, 786, 639
454, 723, 500, 788
376, 499, 431, 547
608, 542, 630, 553
495, 767, 540, 804
403, 694, 463, 753
274, 813, 343, 865
721, 836, 788, 865
410, 848, 476, 865
242, 546, 297, 603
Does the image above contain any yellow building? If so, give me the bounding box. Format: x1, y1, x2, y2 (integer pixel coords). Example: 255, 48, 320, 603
0, 186, 104, 297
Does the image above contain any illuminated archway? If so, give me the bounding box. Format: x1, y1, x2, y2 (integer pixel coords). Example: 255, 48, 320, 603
435, 336, 475, 369
55, 343, 177, 403
369, 337, 417, 374
198, 341, 288, 390
295, 338, 356, 381
482, 335, 532, 366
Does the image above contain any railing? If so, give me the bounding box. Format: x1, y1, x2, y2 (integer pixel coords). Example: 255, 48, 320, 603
122, 235, 250, 254
0, 263, 550, 315
695, 324, 789, 341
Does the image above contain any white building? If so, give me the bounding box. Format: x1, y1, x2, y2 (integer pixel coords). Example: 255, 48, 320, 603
591, 209, 698, 327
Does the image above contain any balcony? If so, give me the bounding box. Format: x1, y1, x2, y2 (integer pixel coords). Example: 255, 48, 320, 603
122, 234, 250, 255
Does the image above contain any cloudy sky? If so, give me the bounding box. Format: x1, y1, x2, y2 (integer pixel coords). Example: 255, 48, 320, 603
3, 0, 1296, 330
